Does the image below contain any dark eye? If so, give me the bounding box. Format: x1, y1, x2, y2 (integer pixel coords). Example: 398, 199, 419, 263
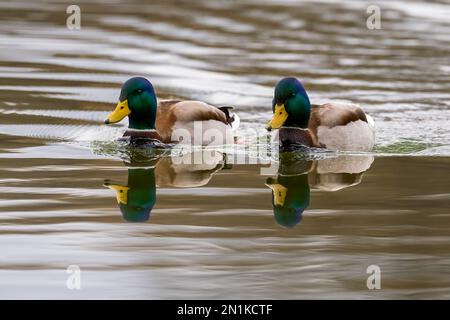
291, 92, 296, 97
136, 89, 143, 94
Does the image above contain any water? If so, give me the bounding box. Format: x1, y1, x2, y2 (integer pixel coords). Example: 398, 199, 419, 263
0, 0, 449, 299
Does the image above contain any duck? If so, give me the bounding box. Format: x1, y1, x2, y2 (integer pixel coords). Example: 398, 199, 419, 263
104, 77, 239, 145
266, 77, 375, 152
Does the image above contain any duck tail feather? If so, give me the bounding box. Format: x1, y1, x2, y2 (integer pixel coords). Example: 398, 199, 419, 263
218, 106, 240, 130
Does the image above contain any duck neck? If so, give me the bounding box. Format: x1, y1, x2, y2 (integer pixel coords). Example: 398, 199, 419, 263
284, 99, 311, 129
128, 111, 156, 130
128, 98, 157, 130
283, 116, 310, 129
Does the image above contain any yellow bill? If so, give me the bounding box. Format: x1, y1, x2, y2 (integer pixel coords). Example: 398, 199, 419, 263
265, 182, 288, 206
104, 183, 130, 205
266, 104, 288, 130
104, 99, 130, 124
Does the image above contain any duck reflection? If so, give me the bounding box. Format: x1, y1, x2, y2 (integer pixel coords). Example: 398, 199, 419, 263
266, 154, 374, 228
104, 150, 225, 222
104, 167, 157, 222
155, 150, 224, 187
266, 173, 310, 228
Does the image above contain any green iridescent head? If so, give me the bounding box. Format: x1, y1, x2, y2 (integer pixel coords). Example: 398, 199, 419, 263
267, 77, 311, 130
104, 77, 158, 130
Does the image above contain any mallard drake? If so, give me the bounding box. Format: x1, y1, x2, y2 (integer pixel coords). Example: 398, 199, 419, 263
266, 77, 375, 151
104, 77, 238, 145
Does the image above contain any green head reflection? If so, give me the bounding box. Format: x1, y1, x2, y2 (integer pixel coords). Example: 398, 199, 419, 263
104, 168, 156, 223
266, 174, 310, 228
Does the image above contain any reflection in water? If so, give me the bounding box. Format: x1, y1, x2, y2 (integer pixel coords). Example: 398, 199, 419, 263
105, 150, 225, 222
155, 150, 224, 187
266, 174, 310, 228
309, 155, 374, 192
105, 148, 374, 227
104, 167, 156, 222
267, 154, 374, 228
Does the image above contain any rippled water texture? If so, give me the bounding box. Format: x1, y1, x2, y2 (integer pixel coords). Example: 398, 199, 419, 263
0, 0, 449, 299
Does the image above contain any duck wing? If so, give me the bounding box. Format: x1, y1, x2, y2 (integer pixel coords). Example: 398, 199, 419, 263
310, 103, 368, 131
156, 100, 230, 142
310, 103, 375, 152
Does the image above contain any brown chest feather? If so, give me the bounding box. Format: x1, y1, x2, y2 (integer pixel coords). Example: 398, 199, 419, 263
123, 130, 164, 141
279, 127, 324, 149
